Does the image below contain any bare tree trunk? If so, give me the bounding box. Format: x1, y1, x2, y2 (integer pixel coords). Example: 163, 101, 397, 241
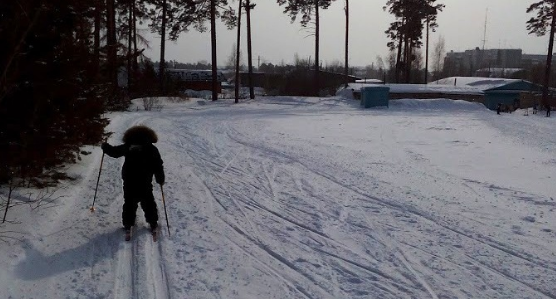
106, 0, 118, 89
235, 0, 243, 104
127, 0, 133, 93
94, 0, 101, 76
159, 0, 167, 95
395, 18, 404, 83
408, 39, 412, 83
211, 0, 218, 101
404, 37, 410, 83
344, 0, 349, 88
395, 38, 402, 83
246, 0, 255, 99
542, 2, 556, 108
314, 0, 320, 96
425, 18, 429, 83
133, 1, 138, 77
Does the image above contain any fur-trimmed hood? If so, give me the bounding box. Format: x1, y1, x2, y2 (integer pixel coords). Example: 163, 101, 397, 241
122, 125, 158, 144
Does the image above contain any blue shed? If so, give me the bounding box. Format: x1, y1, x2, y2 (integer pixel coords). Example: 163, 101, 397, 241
360, 86, 390, 108
483, 91, 522, 110
480, 80, 541, 110
432, 77, 542, 110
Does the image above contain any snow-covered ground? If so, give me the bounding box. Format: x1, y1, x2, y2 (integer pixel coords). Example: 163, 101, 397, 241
1, 96, 555, 299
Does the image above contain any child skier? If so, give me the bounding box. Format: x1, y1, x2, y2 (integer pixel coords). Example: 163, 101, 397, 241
101, 125, 165, 240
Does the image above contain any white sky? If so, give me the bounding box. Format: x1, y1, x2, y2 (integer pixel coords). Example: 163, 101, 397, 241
143, 0, 552, 67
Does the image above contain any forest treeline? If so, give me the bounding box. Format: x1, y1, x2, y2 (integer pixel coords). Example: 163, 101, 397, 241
0, 0, 235, 186
1, 0, 554, 186
1, 1, 110, 186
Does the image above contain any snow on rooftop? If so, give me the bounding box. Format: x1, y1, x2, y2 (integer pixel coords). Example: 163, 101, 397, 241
430, 77, 524, 91
355, 79, 383, 84
343, 82, 484, 95
475, 67, 524, 73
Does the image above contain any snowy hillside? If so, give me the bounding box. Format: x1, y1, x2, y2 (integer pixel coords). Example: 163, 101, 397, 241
1, 96, 555, 299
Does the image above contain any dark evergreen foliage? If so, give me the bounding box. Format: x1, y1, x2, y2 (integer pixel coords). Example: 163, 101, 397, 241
0, 0, 108, 185
384, 0, 444, 83
527, 0, 556, 36
134, 60, 160, 97
526, 0, 556, 107
276, 0, 334, 25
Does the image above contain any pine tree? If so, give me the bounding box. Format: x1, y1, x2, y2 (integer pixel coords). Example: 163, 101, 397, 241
107, 0, 118, 89
146, 0, 236, 98
277, 0, 337, 96
344, 0, 349, 88
384, 0, 444, 83
234, 0, 243, 103
527, 0, 556, 108
0, 0, 107, 185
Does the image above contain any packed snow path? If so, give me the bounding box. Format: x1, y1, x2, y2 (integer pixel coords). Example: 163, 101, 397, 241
2, 97, 555, 299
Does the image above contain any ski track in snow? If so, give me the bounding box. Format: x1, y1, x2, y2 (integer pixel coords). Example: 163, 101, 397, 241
2, 97, 556, 299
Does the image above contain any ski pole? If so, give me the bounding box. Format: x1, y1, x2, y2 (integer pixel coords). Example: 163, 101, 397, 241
160, 184, 171, 236
90, 146, 106, 212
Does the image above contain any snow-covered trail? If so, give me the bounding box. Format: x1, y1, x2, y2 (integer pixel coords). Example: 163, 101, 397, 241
1, 97, 555, 299
146, 97, 556, 298
1, 113, 172, 299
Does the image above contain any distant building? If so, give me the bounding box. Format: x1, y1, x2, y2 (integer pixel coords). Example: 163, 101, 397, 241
443, 48, 554, 78
339, 82, 484, 104
338, 76, 549, 111
166, 69, 226, 92
432, 77, 543, 110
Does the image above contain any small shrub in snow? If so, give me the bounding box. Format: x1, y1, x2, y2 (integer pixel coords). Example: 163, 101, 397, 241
167, 95, 190, 103
142, 97, 164, 111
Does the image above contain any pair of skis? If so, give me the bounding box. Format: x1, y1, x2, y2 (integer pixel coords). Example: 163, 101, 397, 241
125, 227, 158, 242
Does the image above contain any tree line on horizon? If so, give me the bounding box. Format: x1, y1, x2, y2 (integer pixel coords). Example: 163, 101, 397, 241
1, 0, 556, 187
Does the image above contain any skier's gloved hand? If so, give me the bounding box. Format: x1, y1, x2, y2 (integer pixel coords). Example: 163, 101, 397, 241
101, 142, 109, 152
155, 172, 165, 186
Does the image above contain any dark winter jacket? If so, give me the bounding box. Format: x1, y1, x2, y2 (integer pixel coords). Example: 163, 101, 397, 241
102, 126, 165, 186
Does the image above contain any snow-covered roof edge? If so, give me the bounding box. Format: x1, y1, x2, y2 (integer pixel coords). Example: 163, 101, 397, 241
341, 83, 484, 95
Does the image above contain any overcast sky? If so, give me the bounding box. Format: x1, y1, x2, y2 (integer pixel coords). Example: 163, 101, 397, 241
143, 0, 552, 67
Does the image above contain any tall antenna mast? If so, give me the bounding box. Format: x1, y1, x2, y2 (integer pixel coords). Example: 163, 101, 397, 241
482, 8, 488, 51
480, 8, 488, 71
